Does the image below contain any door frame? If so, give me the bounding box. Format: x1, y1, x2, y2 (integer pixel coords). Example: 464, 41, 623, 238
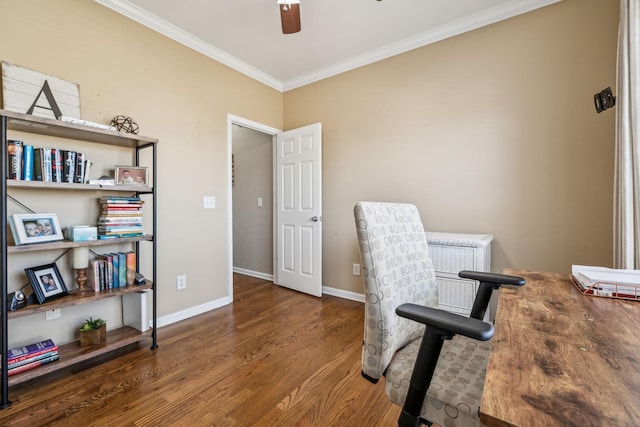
227, 114, 281, 301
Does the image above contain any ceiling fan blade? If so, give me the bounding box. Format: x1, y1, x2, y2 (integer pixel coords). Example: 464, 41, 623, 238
280, 4, 301, 34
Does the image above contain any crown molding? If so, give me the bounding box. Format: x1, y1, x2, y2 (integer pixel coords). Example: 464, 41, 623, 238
94, 0, 284, 92
282, 0, 562, 91
95, 0, 561, 93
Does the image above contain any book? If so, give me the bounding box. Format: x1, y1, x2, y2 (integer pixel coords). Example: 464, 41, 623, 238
51, 148, 63, 182
99, 217, 143, 224
22, 144, 34, 181
74, 152, 85, 183
102, 211, 143, 216
7, 354, 60, 377
7, 339, 56, 361
88, 259, 102, 292
7, 345, 58, 366
126, 251, 136, 286
8, 349, 59, 369
62, 150, 76, 183
97, 235, 120, 240
99, 226, 143, 232
99, 196, 142, 202
102, 202, 142, 209
98, 260, 106, 290
33, 148, 43, 181
99, 254, 114, 289
42, 148, 52, 182
111, 252, 119, 288
118, 252, 127, 288
83, 159, 93, 183
7, 140, 23, 180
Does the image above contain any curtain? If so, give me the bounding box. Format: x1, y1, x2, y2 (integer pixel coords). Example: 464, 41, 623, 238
614, 0, 640, 269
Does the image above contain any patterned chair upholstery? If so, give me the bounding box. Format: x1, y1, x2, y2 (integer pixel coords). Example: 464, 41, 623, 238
354, 202, 525, 427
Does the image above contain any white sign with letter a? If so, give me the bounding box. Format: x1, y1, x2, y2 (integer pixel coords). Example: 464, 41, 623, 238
1, 61, 81, 120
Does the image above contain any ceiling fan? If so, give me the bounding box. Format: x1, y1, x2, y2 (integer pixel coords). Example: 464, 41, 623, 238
278, 0, 301, 34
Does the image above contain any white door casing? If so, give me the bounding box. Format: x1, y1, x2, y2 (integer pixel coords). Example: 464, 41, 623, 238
275, 123, 322, 297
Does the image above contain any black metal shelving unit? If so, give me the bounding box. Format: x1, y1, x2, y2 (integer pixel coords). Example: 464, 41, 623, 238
0, 109, 158, 407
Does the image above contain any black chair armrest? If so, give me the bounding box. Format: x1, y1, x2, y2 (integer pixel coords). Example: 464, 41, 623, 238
396, 303, 494, 341
458, 270, 526, 320
458, 271, 526, 286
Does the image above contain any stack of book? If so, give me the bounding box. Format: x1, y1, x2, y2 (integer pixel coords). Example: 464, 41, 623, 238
6, 139, 92, 183
7, 339, 59, 377
88, 251, 136, 291
98, 196, 144, 239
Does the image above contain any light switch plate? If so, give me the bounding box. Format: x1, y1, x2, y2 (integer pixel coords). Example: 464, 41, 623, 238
203, 196, 216, 209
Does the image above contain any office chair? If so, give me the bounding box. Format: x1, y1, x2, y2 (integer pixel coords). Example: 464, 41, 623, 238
354, 202, 525, 427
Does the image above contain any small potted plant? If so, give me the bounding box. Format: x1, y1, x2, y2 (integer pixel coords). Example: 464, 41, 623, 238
79, 317, 106, 347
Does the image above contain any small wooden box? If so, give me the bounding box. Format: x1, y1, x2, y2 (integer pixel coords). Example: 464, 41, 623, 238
80, 323, 106, 347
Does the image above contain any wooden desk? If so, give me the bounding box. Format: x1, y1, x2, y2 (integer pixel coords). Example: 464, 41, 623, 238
480, 269, 640, 427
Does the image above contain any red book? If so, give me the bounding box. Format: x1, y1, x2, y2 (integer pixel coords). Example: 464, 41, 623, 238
126, 251, 136, 286
8, 346, 59, 365
7, 354, 59, 376
7, 339, 56, 361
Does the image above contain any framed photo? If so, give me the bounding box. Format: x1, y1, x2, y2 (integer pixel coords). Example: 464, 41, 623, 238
24, 263, 68, 304
115, 165, 148, 187
9, 213, 64, 245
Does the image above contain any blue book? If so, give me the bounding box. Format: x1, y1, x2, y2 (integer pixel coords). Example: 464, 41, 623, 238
118, 253, 127, 287
22, 145, 33, 181
111, 253, 119, 288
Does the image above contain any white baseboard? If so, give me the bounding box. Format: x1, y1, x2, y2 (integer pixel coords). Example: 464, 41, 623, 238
232, 268, 364, 303
155, 280, 362, 329
155, 296, 232, 328
232, 267, 273, 282
322, 285, 365, 303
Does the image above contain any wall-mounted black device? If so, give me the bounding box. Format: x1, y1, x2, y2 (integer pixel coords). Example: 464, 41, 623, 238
594, 87, 616, 113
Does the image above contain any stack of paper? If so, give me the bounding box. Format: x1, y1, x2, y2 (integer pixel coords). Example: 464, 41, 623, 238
572, 265, 640, 299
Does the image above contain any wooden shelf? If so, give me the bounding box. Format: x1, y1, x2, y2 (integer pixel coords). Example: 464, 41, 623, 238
8, 282, 153, 320
7, 234, 153, 254
1, 108, 158, 406
7, 179, 153, 193
1, 109, 158, 148
8, 326, 151, 386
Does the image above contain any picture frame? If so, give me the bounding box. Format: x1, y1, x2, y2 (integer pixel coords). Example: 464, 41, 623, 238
9, 213, 64, 245
115, 165, 148, 187
24, 263, 68, 304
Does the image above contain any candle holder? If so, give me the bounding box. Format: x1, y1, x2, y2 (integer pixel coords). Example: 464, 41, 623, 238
74, 268, 92, 294
71, 246, 92, 294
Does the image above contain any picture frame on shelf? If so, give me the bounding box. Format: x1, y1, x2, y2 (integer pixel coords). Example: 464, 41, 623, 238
115, 165, 148, 187
9, 213, 64, 245
24, 263, 68, 304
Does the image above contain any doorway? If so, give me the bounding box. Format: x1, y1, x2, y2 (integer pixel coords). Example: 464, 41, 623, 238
227, 115, 323, 301
231, 124, 274, 279
227, 115, 280, 301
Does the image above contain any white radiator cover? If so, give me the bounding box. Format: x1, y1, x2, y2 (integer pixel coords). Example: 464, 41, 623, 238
426, 232, 493, 318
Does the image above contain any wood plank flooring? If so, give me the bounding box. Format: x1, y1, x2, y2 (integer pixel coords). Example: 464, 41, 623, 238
0, 274, 401, 426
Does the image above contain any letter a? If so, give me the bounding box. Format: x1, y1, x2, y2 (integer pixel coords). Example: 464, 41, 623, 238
26, 80, 63, 119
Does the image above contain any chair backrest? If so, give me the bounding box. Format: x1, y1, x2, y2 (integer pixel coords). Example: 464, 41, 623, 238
354, 202, 439, 380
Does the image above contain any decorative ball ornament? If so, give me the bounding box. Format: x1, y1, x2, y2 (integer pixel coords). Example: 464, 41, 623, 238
110, 115, 139, 134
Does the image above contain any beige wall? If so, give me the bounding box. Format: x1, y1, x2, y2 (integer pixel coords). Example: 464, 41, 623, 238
1, 0, 282, 345
232, 126, 273, 276
284, 0, 619, 294
0, 0, 621, 343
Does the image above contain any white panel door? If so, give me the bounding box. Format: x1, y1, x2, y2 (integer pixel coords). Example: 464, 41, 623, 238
275, 123, 322, 296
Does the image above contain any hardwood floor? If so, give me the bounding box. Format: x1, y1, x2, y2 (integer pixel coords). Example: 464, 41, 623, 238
0, 274, 400, 426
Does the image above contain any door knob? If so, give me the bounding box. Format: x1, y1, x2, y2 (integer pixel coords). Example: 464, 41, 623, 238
311, 216, 322, 222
